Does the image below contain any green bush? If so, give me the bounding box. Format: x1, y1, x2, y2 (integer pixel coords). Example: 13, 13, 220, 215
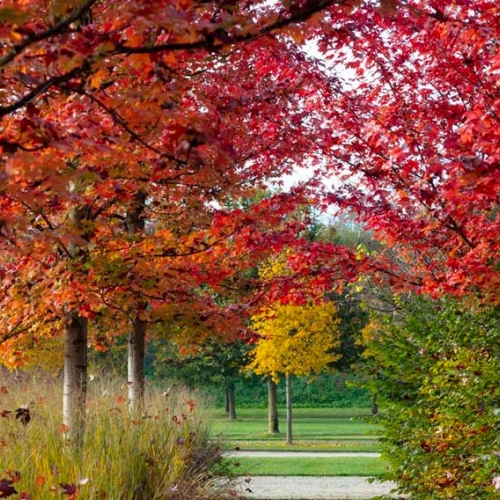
0, 375, 235, 500
363, 297, 500, 499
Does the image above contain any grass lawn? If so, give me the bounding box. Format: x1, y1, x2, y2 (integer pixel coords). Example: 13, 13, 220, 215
209, 407, 381, 453
212, 407, 374, 419
226, 456, 388, 477
223, 440, 380, 452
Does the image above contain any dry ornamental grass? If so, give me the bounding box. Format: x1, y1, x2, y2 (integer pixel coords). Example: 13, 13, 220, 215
0, 373, 237, 500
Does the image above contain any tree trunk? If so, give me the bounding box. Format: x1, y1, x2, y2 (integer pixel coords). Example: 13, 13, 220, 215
128, 316, 146, 414
268, 377, 280, 434
64, 199, 90, 446
285, 374, 293, 445
126, 190, 147, 414
63, 313, 88, 446
226, 380, 237, 420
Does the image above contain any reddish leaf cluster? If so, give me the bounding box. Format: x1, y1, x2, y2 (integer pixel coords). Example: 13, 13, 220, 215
313, 1, 500, 299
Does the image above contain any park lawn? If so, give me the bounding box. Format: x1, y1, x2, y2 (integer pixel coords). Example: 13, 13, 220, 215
209, 407, 381, 452
226, 456, 389, 477
212, 407, 373, 419
223, 440, 381, 452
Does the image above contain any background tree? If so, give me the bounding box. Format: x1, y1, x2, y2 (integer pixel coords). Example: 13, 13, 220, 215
267, 377, 280, 434
153, 334, 251, 420
247, 300, 341, 444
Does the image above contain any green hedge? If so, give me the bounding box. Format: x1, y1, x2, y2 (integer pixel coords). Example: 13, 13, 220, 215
203, 372, 372, 408
363, 297, 500, 499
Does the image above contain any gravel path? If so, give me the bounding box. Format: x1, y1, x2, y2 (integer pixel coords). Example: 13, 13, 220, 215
233, 476, 397, 499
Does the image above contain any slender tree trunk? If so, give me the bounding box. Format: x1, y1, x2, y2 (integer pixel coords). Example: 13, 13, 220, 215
63, 313, 88, 446
285, 374, 293, 445
64, 199, 90, 445
126, 190, 147, 414
128, 317, 146, 414
268, 377, 280, 434
226, 380, 237, 420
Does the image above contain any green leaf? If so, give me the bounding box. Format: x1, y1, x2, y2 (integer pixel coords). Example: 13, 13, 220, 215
0, 7, 30, 24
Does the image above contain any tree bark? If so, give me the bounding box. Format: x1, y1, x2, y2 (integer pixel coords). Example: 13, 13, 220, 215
285, 374, 293, 445
126, 190, 147, 414
268, 377, 280, 434
128, 316, 146, 414
63, 313, 88, 446
63, 199, 91, 446
226, 379, 237, 420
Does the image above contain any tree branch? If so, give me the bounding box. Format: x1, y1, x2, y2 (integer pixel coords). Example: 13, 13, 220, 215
0, 63, 90, 118
114, 0, 340, 55
0, 0, 99, 69
74, 89, 184, 164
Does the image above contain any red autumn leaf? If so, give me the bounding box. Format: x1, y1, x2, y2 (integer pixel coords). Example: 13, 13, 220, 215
60, 483, 77, 496
0, 479, 17, 498
58, 424, 69, 435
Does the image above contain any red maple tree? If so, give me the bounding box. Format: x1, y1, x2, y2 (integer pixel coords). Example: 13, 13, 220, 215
313, 1, 500, 299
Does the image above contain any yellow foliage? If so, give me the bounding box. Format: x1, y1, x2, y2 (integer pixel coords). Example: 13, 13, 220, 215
0, 317, 65, 373
3, 331, 64, 374
358, 317, 385, 359
258, 249, 293, 280
19, 335, 64, 375
247, 301, 341, 382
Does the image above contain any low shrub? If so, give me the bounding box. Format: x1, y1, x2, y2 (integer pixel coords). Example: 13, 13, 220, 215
0, 374, 236, 499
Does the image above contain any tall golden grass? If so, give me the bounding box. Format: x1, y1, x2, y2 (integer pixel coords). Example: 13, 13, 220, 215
0, 373, 236, 499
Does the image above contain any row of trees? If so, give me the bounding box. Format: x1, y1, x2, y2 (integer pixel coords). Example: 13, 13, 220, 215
0, 0, 362, 443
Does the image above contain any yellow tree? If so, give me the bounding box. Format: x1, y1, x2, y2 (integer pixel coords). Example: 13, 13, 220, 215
247, 300, 341, 444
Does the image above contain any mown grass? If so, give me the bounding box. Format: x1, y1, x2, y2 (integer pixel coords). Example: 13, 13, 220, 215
226, 456, 388, 477
210, 407, 381, 453
213, 407, 374, 419
223, 440, 381, 452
